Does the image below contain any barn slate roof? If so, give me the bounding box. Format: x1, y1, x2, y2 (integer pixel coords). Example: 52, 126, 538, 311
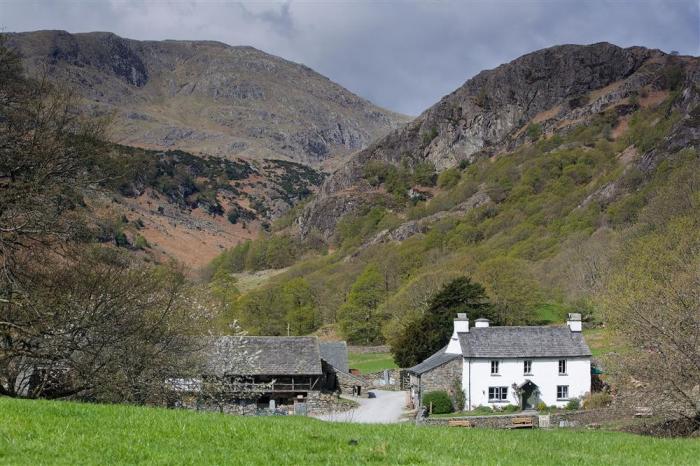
407, 346, 461, 375
457, 326, 592, 358
319, 341, 349, 373
203, 336, 323, 376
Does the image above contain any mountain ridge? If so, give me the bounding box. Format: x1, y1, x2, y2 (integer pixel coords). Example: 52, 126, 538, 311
5, 29, 409, 168
297, 42, 695, 239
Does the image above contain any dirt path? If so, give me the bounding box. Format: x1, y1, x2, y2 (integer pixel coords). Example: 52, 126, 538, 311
315, 390, 409, 424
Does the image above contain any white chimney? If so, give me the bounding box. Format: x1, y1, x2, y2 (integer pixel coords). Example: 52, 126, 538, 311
474, 317, 490, 328
567, 313, 582, 332
446, 313, 468, 354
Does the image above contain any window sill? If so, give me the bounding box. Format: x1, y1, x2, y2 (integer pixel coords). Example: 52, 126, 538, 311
558, 373, 568, 376
490, 374, 501, 376
523, 373, 533, 376
488, 400, 508, 403
556, 398, 569, 402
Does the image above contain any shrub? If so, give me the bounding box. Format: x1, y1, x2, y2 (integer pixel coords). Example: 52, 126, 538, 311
498, 404, 520, 413
422, 390, 453, 415
582, 392, 612, 409
526, 123, 542, 141
133, 234, 149, 250
565, 398, 581, 411
438, 168, 461, 189
471, 405, 493, 415
536, 401, 548, 412
413, 161, 437, 187
422, 127, 439, 146
114, 231, 129, 248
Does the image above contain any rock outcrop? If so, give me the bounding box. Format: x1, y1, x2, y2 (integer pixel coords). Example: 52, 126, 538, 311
299, 43, 686, 239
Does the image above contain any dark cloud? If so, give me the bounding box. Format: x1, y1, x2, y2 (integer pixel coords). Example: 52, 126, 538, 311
1, 0, 698, 115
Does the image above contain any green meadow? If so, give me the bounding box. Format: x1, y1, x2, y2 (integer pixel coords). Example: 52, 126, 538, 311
348, 352, 398, 373
1, 398, 698, 465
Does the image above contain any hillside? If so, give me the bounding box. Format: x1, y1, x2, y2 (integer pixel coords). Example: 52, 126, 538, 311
5, 30, 408, 168
91, 145, 325, 267
298, 43, 689, 238
1, 398, 698, 465
2, 30, 410, 266
207, 43, 699, 344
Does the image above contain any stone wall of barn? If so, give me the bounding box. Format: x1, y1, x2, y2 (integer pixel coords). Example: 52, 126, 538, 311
417, 358, 463, 400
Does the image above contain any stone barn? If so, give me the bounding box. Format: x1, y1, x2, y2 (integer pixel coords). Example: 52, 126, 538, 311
172, 336, 363, 415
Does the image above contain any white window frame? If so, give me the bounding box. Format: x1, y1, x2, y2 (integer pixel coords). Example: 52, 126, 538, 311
490, 360, 499, 375
558, 359, 567, 375
488, 386, 508, 402
557, 385, 569, 400
523, 360, 532, 375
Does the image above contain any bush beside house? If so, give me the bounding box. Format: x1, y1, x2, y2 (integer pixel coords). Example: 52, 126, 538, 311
423, 390, 453, 414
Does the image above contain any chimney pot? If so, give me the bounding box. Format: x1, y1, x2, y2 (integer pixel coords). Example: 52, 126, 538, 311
474, 317, 490, 328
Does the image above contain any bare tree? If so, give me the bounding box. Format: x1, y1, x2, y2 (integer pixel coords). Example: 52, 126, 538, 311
0, 247, 212, 403
602, 219, 700, 429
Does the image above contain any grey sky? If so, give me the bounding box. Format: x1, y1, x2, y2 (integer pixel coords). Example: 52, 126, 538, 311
1, 0, 698, 115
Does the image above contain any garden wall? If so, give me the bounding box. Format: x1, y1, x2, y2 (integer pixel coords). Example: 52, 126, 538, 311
418, 408, 613, 429
347, 345, 390, 354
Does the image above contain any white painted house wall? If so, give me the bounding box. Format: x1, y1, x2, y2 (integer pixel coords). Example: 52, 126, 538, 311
462, 357, 591, 409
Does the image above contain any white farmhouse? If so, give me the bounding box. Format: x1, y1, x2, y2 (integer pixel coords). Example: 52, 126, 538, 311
408, 313, 592, 410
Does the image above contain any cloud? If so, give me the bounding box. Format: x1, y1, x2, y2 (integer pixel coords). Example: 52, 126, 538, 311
1, 0, 698, 115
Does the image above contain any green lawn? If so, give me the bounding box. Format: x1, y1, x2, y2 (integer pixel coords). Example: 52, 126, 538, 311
1, 398, 699, 465
348, 352, 398, 373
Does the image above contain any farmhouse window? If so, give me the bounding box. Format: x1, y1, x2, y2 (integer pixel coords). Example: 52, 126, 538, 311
490, 360, 499, 375
523, 360, 532, 374
558, 359, 567, 375
488, 386, 508, 401
557, 385, 569, 400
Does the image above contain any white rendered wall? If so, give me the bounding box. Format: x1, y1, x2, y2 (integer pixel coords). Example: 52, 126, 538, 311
462, 357, 591, 409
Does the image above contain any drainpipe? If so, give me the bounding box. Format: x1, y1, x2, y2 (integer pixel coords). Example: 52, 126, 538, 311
468, 358, 472, 411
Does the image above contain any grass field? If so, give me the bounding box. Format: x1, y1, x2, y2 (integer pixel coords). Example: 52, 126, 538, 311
1, 398, 699, 465
348, 352, 398, 373
583, 327, 624, 357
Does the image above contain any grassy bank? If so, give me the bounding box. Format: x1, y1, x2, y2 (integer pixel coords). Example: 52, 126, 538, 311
348, 352, 398, 373
1, 398, 699, 465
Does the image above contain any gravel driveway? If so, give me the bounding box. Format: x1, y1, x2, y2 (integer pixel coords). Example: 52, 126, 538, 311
315, 390, 409, 424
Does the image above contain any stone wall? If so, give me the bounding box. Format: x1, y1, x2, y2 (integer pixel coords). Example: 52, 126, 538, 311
336, 370, 369, 396
419, 413, 534, 428
174, 390, 354, 416
347, 345, 390, 354
357, 368, 403, 390
418, 408, 613, 429
418, 358, 462, 397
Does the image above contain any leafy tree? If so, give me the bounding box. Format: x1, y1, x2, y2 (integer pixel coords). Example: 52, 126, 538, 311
476, 257, 541, 325
391, 276, 492, 367
281, 278, 318, 335
338, 264, 386, 344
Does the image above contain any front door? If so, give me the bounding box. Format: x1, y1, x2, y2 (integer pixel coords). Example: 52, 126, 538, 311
521, 382, 539, 410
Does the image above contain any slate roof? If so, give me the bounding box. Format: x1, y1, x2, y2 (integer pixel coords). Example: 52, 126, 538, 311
457, 326, 592, 358
319, 341, 349, 373
202, 336, 323, 376
407, 345, 461, 375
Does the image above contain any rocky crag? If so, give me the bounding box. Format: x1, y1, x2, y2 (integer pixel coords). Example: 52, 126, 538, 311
298, 43, 698, 240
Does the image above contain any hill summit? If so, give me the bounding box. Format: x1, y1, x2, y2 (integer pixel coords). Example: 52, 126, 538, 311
6, 30, 408, 168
